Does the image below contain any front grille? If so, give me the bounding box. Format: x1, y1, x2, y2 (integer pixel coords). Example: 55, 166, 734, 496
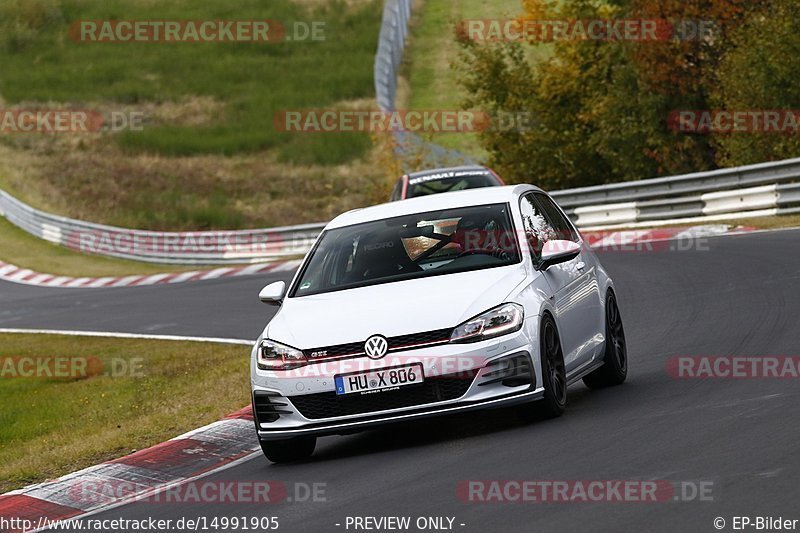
303, 327, 453, 360
253, 391, 293, 425
289, 374, 475, 420
389, 328, 453, 350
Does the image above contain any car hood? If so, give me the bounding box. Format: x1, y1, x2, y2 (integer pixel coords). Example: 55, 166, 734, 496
264, 265, 528, 349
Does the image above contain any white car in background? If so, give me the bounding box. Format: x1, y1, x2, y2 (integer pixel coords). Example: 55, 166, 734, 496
251, 185, 628, 462
389, 165, 505, 201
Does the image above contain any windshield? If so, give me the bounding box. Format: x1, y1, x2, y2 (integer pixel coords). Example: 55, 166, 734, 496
406, 172, 498, 198
291, 203, 520, 297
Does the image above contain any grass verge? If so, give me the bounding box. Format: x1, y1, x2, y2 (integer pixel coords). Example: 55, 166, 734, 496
0, 140, 383, 231
0, 0, 380, 161
732, 213, 800, 230
0, 333, 251, 493
0, 0, 386, 230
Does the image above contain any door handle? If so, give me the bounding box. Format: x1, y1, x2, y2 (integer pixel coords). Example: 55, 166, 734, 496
576, 261, 586, 270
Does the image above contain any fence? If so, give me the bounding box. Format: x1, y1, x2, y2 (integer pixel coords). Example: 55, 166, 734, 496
0, 189, 324, 265
554, 158, 800, 228
374, 0, 475, 170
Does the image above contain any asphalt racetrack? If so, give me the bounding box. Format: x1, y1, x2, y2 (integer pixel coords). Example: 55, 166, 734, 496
2, 229, 799, 532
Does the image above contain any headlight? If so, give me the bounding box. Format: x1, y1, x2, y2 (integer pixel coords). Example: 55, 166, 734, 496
257, 339, 308, 370
450, 303, 524, 343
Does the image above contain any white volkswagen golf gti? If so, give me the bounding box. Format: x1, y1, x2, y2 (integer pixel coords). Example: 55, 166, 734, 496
251, 185, 627, 462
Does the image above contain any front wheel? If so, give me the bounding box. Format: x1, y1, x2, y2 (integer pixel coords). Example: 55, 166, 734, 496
259, 437, 316, 463
519, 314, 566, 421
583, 291, 628, 388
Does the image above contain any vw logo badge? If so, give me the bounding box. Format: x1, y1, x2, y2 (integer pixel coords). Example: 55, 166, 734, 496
364, 335, 389, 360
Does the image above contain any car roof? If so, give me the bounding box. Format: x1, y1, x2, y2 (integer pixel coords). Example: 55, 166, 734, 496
327, 184, 543, 229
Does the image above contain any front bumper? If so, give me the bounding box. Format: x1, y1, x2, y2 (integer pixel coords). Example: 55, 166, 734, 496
254, 386, 544, 439
251, 332, 543, 441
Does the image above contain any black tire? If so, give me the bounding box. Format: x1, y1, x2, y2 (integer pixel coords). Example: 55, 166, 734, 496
583, 291, 628, 388
259, 437, 316, 463
519, 314, 567, 421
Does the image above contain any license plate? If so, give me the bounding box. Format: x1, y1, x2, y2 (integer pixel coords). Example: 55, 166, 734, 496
335, 364, 424, 396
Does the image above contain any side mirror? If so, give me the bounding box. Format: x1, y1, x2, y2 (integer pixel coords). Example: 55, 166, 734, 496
538, 240, 581, 271
259, 281, 287, 306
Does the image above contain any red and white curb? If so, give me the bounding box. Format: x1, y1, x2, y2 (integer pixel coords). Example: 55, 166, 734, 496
0, 259, 301, 289
582, 224, 756, 249
0, 407, 259, 532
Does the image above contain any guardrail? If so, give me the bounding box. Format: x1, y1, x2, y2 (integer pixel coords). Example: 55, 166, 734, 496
554, 158, 800, 228
551, 157, 800, 208
374, 0, 409, 113
0, 189, 323, 265
374, 0, 475, 169
573, 182, 800, 228
3, 157, 800, 265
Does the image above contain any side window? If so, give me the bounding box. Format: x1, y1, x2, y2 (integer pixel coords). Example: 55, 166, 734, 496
519, 194, 558, 259
533, 194, 579, 243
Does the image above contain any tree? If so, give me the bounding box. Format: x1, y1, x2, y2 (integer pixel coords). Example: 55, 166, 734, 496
457, 0, 669, 188
711, 0, 800, 165
455, 0, 774, 189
